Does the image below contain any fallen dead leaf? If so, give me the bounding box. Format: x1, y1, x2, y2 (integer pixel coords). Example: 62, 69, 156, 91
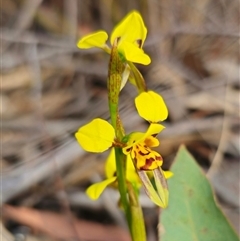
3, 205, 131, 241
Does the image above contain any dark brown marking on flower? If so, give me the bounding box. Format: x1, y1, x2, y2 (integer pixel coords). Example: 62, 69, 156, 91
116, 37, 121, 43
156, 155, 162, 161
125, 147, 132, 153
139, 150, 150, 156
136, 39, 143, 48
133, 157, 138, 167
152, 134, 158, 137
140, 157, 155, 170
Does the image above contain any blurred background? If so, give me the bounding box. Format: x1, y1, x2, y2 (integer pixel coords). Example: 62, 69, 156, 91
1, 0, 239, 240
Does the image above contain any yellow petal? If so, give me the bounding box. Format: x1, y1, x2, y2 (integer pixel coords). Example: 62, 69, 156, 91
130, 144, 163, 170
144, 136, 159, 147
163, 170, 174, 179
104, 148, 141, 188
144, 123, 165, 139
119, 41, 151, 65
135, 91, 168, 122
122, 123, 165, 154
77, 31, 108, 49
122, 132, 144, 155
110, 11, 147, 47
105, 149, 116, 179
75, 118, 115, 152
86, 177, 117, 200
126, 155, 141, 186
126, 154, 136, 171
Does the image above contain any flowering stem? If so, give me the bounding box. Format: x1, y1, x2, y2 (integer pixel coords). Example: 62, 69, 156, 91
108, 39, 146, 241
107, 40, 123, 130
127, 182, 146, 241
114, 147, 132, 227
108, 40, 132, 232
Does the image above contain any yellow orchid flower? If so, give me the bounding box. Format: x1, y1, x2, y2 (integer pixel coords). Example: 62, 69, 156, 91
121, 123, 173, 207
122, 123, 165, 170
77, 10, 150, 65
86, 148, 173, 202
86, 148, 141, 200
75, 90, 171, 207
75, 120, 165, 160
75, 118, 172, 207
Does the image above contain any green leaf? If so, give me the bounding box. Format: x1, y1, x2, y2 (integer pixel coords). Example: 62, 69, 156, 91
159, 145, 239, 241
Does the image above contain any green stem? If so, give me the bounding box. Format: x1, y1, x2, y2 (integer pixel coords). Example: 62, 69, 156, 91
107, 39, 146, 240
127, 182, 146, 241
108, 40, 132, 234
114, 147, 132, 229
